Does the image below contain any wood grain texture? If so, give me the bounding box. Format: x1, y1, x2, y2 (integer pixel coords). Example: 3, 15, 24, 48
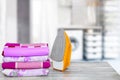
0, 62, 120, 80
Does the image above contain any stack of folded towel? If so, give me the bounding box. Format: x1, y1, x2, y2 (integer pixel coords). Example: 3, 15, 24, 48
1, 43, 50, 77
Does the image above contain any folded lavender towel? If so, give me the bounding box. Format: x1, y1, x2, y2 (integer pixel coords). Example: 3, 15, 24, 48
2, 69, 49, 76
3, 56, 48, 62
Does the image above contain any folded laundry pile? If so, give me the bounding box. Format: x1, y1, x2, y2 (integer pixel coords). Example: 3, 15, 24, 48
1, 43, 50, 77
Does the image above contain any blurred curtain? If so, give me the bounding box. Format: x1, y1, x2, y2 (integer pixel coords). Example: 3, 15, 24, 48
0, 0, 17, 43
0, 0, 17, 62
0, 0, 6, 44
30, 0, 58, 50
0, 0, 6, 62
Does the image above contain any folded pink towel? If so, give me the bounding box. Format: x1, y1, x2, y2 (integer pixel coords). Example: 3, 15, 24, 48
3, 56, 48, 62
5, 43, 20, 47
2, 60, 50, 69
5, 43, 48, 48
2, 69, 49, 76
3, 47, 49, 57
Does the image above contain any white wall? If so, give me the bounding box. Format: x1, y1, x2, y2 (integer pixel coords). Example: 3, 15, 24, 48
72, 0, 89, 25
58, 5, 71, 27
58, 0, 72, 26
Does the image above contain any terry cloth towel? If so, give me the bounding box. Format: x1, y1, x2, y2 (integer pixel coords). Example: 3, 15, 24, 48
50, 29, 72, 71
2, 69, 49, 77
2, 60, 50, 69
2, 47, 49, 57
5, 43, 48, 48
3, 56, 48, 62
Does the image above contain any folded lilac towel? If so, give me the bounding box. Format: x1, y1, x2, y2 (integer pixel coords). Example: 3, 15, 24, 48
3, 47, 49, 57
2, 60, 50, 69
3, 56, 48, 62
2, 69, 49, 76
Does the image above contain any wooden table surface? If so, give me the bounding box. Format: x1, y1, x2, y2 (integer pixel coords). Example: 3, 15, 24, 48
0, 62, 120, 80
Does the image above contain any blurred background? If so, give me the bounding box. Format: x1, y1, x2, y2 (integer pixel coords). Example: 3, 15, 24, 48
0, 0, 120, 66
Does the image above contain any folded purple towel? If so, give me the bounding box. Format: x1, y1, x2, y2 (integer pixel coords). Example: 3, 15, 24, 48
2, 60, 50, 69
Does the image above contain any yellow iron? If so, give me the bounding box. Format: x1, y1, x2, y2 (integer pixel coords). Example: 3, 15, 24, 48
50, 29, 72, 71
